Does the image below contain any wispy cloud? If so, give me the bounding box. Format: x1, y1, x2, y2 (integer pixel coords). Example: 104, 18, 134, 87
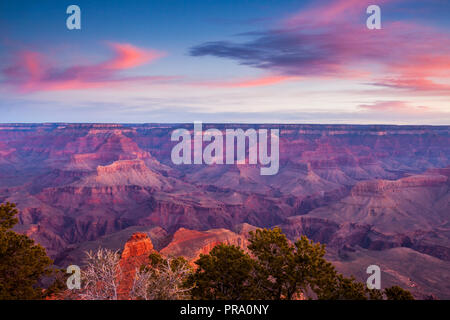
358, 100, 429, 113
2, 43, 169, 92
193, 74, 300, 88
284, 0, 396, 26
190, 0, 450, 93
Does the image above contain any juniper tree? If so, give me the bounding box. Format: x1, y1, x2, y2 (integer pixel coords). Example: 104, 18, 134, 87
189, 227, 414, 300
187, 244, 262, 300
0, 202, 54, 300
384, 285, 415, 300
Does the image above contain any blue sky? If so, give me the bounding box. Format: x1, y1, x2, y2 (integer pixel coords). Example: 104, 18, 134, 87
0, 0, 449, 124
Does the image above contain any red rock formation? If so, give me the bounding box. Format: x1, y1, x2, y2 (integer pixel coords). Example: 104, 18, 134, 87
118, 232, 154, 299
0, 123, 449, 298
161, 228, 247, 263
121, 232, 154, 259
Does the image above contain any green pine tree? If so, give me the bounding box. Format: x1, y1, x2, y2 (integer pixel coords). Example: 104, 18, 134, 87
188, 227, 415, 300
384, 285, 415, 300
0, 202, 55, 299
187, 244, 261, 300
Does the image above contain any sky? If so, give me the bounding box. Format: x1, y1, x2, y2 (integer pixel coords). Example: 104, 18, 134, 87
0, 0, 449, 124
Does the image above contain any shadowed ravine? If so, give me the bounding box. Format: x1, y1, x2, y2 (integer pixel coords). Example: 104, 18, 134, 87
0, 123, 449, 299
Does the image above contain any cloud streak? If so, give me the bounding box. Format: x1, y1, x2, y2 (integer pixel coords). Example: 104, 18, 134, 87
193, 74, 300, 88
358, 100, 429, 113
190, 0, 450, 93
2, 43, 168, 92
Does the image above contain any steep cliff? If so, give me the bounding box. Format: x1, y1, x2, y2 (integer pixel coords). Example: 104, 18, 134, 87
118, 232, 155, 299
0, 123, 449, 298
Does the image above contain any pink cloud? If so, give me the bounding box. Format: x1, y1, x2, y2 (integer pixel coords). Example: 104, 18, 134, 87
231, 75, 298, 87
370, 77, 450, 92
192, 0, 450, 93
285, 0, 395, 27
358, 100, 430, 113
195, 74, 299, 88
285, 1, 450, 94
2, 43, 167, 92
103, 43, 164, 70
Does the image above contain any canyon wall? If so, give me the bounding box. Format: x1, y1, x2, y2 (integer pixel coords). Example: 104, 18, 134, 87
0, 123, 449, 298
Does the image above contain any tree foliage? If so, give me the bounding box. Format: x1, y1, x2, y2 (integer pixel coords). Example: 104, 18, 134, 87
247, 228, 341, 299
0, 202, 55, 300
188, 227, 415, 300
384, 285, 415, 300
187, 244, 262, 300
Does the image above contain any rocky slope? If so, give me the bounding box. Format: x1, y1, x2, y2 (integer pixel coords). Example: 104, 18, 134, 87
160, 227, 248, 262
0, 123, 449, 298
118, 232, 155, 299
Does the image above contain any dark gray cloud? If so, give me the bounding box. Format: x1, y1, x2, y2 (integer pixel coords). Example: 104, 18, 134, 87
189, 29, 345, 76
188, 18, 400, 79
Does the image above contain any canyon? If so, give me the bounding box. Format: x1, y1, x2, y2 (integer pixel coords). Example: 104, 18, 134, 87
0, 123, 449, 298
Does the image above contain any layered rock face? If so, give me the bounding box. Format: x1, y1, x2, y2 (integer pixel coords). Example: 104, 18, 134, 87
0, 123, 449, 298
118, 232, 154, 299
161, 227, 248, 262
121, 232, 154, 259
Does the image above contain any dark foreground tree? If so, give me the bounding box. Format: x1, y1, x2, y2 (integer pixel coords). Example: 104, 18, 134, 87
384, 285, 415, 300
0, 202, 55, 299
248, 228, 342, 299
189, 227, 414, 300
316, 273, 374, 300
187, 244, 262, 300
